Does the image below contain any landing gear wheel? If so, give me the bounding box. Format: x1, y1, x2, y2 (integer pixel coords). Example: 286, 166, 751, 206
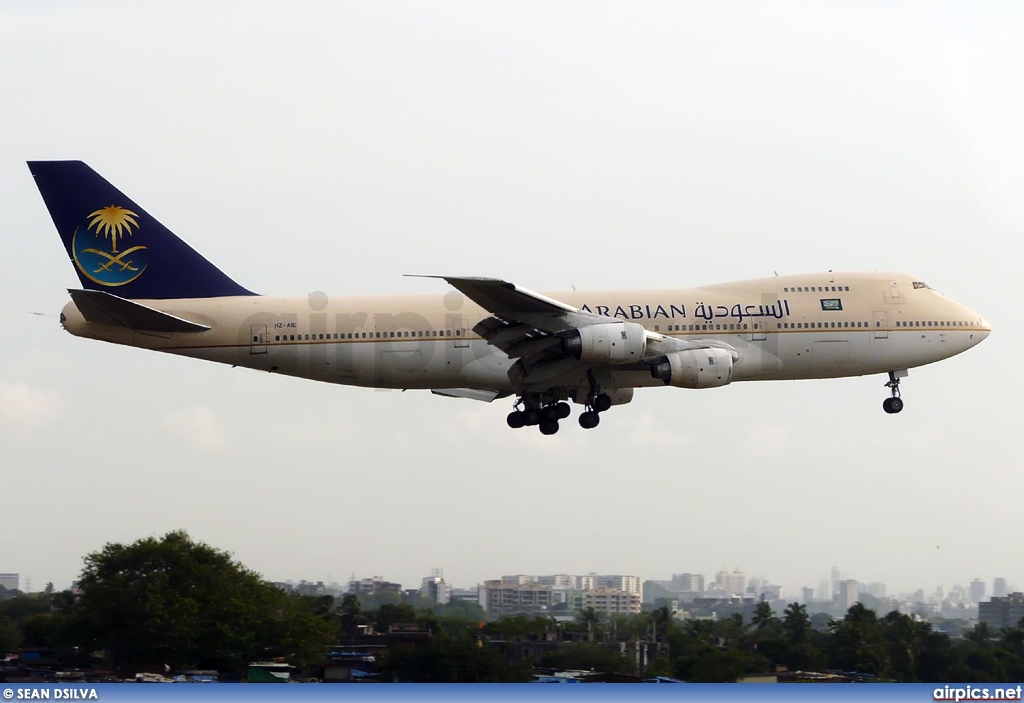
593, 393, 612, 412
523, 409, 540, 426
539, 420, 560, 435
507, 411, 526, 428
883, 397, 904, 414
579, 411, 600, 429
555, 402, 571, 419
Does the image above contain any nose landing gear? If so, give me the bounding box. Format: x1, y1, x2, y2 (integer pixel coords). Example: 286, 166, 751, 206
883, 370, 906, 414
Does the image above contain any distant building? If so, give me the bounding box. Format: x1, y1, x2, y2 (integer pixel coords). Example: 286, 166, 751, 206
837, 580, 859, 610
567, 588, 642, 616
867, 582, 887, 599
970, 578, 986, 604
294, 580, 327, 596
979, 593, 1024, 630
593, 575, 641, 595
420, 575, 452, 605
759, 584, 783, 601
949, 585, 967, 604
802, 587, 814, 604
481, 580, 556, 617
671, 573, 704, 594
714, 569, 745, 597
451, 587, 480, 604
994, 578, 1009, 599
0, 574, 18, 591
348, 576, 402, 596
500, 573, 639, 594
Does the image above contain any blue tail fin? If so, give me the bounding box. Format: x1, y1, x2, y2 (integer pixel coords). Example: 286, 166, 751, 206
28, 161, 255, 299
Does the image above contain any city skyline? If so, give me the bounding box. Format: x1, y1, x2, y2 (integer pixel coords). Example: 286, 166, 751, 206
4, 563, 1015, 609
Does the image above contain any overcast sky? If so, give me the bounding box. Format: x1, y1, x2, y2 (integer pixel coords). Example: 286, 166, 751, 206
1, 1, 1021, 600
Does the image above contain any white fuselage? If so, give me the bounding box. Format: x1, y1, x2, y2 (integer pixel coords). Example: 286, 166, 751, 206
60, 272, 990, 395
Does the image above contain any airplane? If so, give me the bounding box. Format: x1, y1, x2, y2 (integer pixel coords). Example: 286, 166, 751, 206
29, 161, 991, 435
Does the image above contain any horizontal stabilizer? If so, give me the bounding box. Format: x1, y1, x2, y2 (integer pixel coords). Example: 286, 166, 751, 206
68, 289, 210, 333
430, 388, 507, 403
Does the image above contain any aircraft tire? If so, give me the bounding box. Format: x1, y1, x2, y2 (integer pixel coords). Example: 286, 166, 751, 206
523, 409, 541, 426
555, 402, 571, 419
539, 420, 559, 435
889, 397, 904, 413
594, 393, 612, 412
579, 411, 600, 429
507, 411, 526, 429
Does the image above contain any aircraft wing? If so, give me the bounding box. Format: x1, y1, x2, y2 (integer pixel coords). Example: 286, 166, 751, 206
426, 276, 737, 394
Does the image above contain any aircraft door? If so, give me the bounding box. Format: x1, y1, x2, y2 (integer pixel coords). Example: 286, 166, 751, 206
872, 310, 889, 340
751, 320, 768, 342
452, 316, 470, 348
250, 324, 268, 354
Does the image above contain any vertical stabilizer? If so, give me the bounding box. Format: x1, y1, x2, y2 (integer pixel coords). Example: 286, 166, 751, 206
28, 161, 255, 299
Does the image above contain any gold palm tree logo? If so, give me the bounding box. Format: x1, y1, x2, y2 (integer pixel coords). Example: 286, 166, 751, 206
87, 205, 139, 253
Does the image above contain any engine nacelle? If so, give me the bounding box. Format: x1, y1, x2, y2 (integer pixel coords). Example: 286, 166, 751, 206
649, 348, 734, 388
563, 322, 647, 365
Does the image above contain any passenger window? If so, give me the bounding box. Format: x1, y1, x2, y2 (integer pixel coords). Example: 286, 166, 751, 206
456, 330, 462, 336
274, 335, 280, 341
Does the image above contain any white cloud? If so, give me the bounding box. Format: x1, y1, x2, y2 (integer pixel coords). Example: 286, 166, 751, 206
162, 405, 228, 453
0, 382, 62, 433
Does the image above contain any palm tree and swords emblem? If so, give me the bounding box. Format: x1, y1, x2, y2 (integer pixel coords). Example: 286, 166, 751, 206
72, 205, 149, 286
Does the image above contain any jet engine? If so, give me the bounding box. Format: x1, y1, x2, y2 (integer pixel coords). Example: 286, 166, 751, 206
649, 348, 734, 388
562, 322, 647, 365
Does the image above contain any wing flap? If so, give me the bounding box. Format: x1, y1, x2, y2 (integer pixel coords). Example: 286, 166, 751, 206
430, 388, 508, 402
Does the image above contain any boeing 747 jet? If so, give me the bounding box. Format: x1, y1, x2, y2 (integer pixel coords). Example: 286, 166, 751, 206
29, 161, 991, 435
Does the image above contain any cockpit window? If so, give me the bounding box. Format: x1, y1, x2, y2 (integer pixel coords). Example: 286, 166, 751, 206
912, 281, 931, 290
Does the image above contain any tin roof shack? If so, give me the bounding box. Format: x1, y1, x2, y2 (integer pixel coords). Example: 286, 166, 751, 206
324, 623, 432, 683
248, 661, 294, 683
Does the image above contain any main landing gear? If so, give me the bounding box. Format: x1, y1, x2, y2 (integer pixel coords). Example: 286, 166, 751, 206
883, 370, 905, 414
579, 391, 611, 430
507, 399, 571, 435
505, 380, 613, 435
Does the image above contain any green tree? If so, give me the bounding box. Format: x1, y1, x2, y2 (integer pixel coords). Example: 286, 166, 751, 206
384, 634, 532, 682
0, 616, 21, 656
751, 602, 777, 631
64, 530, 334, 672
338, 594, 364, 637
